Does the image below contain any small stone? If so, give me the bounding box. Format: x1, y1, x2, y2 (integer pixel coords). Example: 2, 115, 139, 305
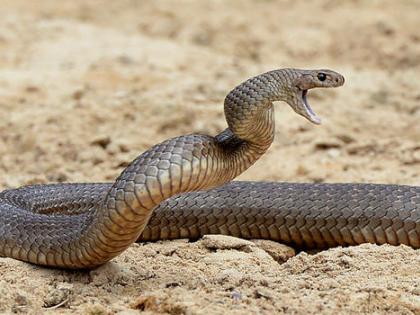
339, 255, 353, 268
14, 293, 28, 306
231, 290, 242, 302
130, 295, 158, 311
25, 85, 40, 93
72, 89, 84, 100
254, 288, 273, 300
118, 143, 130, 153
46, 172, 68, 183
295, 165, 309, 176
91, 136, 111, 149
117, 55, 135, 65
314, 140, 342, 150
251, 240, 295, 263
327, 148, 341, 158
43, 283, 72, 308
84, 304, 108, 315
336, 134, 355, 144
201, 235, 254, 252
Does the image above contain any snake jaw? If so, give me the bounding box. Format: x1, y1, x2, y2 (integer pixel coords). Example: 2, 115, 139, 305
301, 89, 321, 125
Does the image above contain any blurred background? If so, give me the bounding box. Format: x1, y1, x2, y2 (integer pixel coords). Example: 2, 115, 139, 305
0, 0, 419, 189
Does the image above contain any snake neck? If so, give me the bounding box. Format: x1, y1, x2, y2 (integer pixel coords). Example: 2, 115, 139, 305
217, 71, 286, 174
223, 71, 290, 147
215, 107, 274, 176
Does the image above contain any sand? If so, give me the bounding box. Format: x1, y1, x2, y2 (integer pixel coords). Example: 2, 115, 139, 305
0, 0, 419, 314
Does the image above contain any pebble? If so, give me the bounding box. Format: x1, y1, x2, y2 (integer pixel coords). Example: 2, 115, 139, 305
201, 235, 254, 252
251, 240, 296, 263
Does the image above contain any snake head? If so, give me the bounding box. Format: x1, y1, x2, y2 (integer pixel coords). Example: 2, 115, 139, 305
286, 69, 345, 125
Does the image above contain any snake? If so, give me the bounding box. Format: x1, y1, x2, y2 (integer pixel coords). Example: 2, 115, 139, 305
0, 68, 418, 269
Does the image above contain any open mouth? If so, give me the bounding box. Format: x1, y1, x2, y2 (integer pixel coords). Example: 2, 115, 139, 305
302, 90, 321, 125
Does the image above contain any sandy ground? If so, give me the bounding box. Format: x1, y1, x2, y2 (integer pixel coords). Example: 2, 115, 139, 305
0, 0, 419, 314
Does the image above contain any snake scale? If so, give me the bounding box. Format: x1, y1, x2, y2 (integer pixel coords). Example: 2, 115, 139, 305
0, 68, 418, 269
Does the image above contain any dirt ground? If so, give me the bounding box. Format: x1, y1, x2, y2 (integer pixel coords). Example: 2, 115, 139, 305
0, 0, 419, 314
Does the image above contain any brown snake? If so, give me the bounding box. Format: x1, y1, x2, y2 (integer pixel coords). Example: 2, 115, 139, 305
0, 69, 418, 269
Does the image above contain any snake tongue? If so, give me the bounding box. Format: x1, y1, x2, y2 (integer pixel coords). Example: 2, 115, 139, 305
302, 90, 322, 125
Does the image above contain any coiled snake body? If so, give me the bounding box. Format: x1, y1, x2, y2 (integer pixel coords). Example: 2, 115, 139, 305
0, 69, 418, 269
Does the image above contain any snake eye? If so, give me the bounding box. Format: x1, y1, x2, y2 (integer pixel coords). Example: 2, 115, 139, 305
317, 73, 327, 81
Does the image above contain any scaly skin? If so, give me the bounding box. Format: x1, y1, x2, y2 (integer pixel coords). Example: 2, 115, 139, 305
10, 68, 417, 270
2, 181, 418, 250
